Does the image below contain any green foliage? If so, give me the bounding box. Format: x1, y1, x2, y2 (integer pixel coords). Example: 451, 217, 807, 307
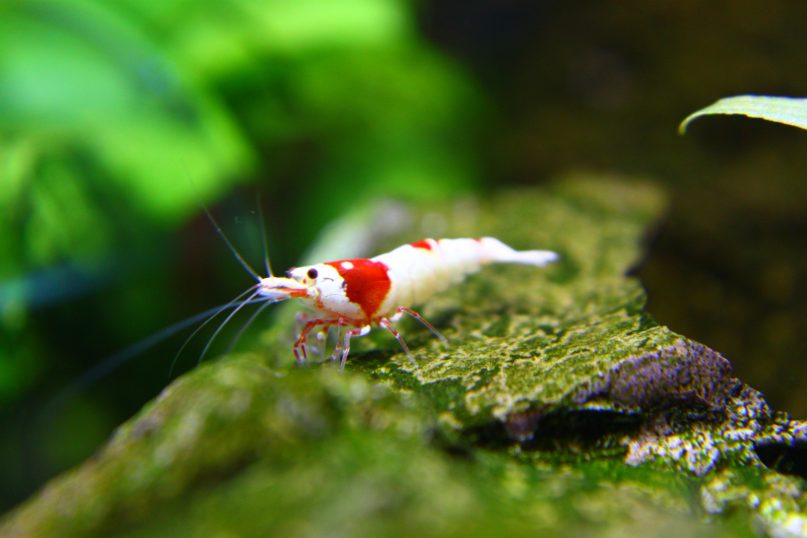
680, 95, 807, 133
0, 0, 251, 222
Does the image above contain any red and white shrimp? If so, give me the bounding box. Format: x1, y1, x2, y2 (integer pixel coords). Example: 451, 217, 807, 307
258, 237, 558, 368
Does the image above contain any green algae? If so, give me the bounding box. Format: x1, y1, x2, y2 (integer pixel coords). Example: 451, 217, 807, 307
4, 363, 745, 538
3, 175, 806, 537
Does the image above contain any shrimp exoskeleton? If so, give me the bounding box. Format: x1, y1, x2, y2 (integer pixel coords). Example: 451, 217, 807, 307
258, 237, 558, 368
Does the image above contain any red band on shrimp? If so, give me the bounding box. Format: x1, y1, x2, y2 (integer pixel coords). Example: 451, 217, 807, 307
409, 239, 433, 251
326, 259, 391, 319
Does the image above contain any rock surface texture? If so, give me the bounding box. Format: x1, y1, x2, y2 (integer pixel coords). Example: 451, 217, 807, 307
4, 176, 806, 537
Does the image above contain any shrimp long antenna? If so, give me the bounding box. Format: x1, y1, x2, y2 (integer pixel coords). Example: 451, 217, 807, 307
202, 205, 262, 283
170, 284, 259, 376
197, 289, 262, 364
226, 298, 275, 354
256, 194, 274, 277
36, 297, 268, 424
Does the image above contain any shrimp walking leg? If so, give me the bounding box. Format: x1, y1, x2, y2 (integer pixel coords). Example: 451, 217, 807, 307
340, 325, 371, 369
315, 326, 331, 361
329, 324, 344, 362
391, 306, 448, 343
378, 318, 417, 367
294, 319, 336, 363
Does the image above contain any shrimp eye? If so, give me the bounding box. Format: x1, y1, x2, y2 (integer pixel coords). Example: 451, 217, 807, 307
307, 268, 318, 279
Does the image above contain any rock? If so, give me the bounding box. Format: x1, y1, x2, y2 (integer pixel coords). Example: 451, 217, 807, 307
4, 175, 805, 537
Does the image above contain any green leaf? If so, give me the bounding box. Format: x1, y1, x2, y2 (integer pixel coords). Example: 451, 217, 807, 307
0, 0, 253, 223
679, 95, 807, 134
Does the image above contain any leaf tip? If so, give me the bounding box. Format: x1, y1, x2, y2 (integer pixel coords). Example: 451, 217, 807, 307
677, 115, 695, 135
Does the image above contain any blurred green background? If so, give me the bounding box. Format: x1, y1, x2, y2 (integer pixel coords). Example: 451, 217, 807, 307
1, 0, 806, 512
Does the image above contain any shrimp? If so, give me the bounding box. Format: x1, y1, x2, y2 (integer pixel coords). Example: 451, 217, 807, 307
258, 238, 558, 368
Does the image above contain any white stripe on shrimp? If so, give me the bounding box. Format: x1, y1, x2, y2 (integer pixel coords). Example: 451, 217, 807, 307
258, 237, 558, 368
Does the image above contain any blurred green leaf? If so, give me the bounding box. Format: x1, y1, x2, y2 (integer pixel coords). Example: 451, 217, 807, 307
679, 95, 807, 134
177, 0, 411, 72
0, 0, 253, 222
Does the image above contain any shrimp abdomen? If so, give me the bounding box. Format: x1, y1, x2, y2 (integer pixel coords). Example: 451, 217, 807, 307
374, 238, 557, 315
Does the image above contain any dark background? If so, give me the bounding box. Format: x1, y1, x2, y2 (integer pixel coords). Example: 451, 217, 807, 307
2, 0, 806, 512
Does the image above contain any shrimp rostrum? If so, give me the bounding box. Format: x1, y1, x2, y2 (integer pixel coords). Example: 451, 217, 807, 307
257, 237, 558, 368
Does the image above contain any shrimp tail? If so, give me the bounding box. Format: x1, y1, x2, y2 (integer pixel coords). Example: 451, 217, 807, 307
479, 237, 559, 266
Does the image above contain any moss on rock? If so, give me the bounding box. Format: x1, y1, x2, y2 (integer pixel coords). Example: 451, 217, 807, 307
3, 175, 805, 537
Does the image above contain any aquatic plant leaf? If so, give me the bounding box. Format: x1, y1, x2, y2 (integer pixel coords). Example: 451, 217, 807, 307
0, 0, 253, 222
679, 95, 807, 133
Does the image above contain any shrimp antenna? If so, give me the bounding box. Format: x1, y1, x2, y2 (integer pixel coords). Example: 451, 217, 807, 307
201, 204, 262, 283
170, 284, 259, 376
225, 298, 275, 354
197, 288, 262, 365
35, 296, 268, 428
255, 194, 274, 277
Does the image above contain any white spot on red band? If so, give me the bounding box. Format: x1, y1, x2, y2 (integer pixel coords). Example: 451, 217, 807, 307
341, 261, 354, 270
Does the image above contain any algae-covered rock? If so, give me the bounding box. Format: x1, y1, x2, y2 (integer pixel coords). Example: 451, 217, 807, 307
3, 175, 806, 537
